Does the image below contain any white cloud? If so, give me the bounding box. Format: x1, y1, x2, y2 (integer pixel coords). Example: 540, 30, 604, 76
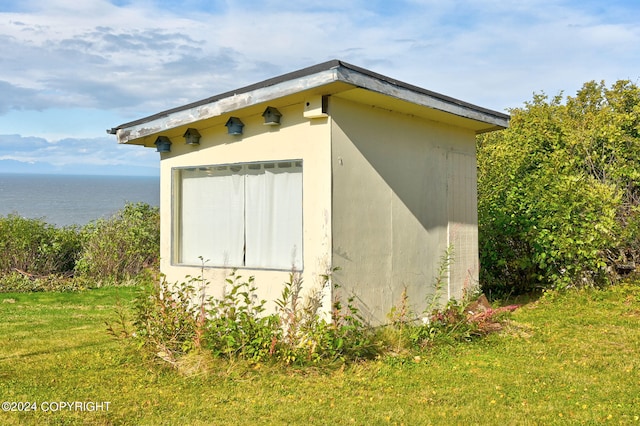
0, 133, 158, 168
3, 0, 638, 111
0, 0, 639, 174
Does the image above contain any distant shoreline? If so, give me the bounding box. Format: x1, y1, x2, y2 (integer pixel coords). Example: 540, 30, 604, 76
0, 172, 159, 178
0, 174, 159, 227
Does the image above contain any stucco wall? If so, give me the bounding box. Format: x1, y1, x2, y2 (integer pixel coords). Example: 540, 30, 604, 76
446, 150, 479, 301
330, 96, 479, 324
158, 101, 333, 314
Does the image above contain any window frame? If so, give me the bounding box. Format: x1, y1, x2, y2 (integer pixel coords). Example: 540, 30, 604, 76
171, 159, 304, 271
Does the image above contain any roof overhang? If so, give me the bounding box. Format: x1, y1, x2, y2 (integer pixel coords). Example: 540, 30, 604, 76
109, 60, 510, 145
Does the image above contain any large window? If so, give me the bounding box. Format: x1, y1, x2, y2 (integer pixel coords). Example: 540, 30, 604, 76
174, 160, 303, 270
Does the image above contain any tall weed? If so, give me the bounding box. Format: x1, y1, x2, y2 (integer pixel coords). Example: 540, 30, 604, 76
132, 268, 381, 368
133, 276, 200, 364
273, 269, 379, 364
382, 244, 516, 355
204, 270, 278, 361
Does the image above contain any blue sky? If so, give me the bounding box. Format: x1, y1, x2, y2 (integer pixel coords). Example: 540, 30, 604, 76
1, 0, 639, 175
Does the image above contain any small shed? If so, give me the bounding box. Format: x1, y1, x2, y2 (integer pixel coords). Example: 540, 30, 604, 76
109, 60, 509, 324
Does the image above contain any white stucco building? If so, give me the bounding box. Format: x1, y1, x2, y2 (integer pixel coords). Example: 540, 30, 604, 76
110, 60, 509, 324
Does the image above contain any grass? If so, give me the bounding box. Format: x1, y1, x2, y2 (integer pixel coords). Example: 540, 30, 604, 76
1, 283, 639, 425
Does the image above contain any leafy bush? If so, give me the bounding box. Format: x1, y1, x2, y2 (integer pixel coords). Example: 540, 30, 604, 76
0, 203, 159, 290
381, 247, 518, 357
76, 202, 160, 283
477, 80, 640, 296
132, 269, 380, 368
130, 258, 514, 370
323, 291, 379, 362
382, 294, 519, 359
132, 277, 200, 363
0, 214, 81, 277
205, 270, 279, 361
273, 271, 379, 364
408, 300, 483, 347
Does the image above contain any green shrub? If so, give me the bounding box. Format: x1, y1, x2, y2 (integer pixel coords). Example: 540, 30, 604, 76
381, 246, 518, 357
132, 271, 275, 365
132, 276, 200, 363
76, 202, 159, 283
381, 296, 519, 360
132, 269, 380, 367
477, 80, 640, 296
0, 214, 81, 276
0, 203, 159, 290
205, 271, 279, 361
273, 271, 379, 365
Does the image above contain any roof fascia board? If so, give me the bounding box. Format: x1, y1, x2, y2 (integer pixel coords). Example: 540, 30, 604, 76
334, 65, 509, 129
112, 59, 509, 144
115, 68, 340, 144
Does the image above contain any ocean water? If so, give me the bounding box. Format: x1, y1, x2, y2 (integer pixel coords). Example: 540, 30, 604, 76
0, 174, 160, 227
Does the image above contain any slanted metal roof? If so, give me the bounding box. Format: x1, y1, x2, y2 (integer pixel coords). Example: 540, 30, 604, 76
109, 59, 509, 144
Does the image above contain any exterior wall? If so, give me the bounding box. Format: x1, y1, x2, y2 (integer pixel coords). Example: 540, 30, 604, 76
330, 96, 479, 324
158, 101, 333, 314
447, 150, 479, 300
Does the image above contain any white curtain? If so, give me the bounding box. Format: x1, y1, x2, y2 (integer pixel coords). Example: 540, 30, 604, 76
179, 167, 245, 266
244, 163, 303, 270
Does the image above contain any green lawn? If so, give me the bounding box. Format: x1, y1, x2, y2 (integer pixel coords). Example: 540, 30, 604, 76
1, 283, 639, 425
